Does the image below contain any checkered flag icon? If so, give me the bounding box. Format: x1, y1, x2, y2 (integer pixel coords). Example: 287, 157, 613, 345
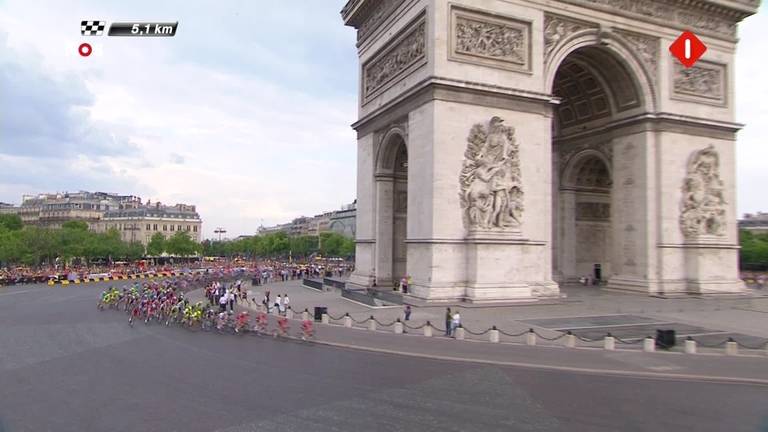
81, 20, 106, 36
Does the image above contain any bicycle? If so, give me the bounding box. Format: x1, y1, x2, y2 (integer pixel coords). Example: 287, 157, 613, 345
273, 316, 290, 338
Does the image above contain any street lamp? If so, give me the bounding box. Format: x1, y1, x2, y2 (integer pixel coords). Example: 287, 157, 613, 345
214, 227, 227, 242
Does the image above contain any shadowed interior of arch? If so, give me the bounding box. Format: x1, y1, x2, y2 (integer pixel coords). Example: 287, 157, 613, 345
551, 45, 644, 286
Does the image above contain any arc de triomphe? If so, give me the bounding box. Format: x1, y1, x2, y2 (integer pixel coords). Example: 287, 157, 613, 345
341, 0, 760, 302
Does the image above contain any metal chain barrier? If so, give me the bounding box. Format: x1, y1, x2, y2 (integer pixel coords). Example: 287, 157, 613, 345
734, 340, 767, 350
613, 335, 646, 345
403, 322, 427, 330
498, 329, 529, 338
462, 326, 492, 336
327, 313, 345, 321
373, 318, 396, 327
351, 316, 371, 325
692, 337, 730, 348
532, 330, 567, 341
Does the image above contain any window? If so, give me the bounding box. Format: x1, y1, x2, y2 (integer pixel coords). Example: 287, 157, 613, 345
170, 225, 175, 231
153, 224, 158, 231
146, 224, 151, 231
163, 225, 167, 231
186, 225, 191, 232
177, 225, 182, 232
193, 226, 198, 232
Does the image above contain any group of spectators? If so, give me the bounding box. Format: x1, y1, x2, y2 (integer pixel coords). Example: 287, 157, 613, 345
0, 258, 354, 287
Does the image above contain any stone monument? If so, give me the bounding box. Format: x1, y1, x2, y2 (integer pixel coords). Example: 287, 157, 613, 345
341, 0, 760, 302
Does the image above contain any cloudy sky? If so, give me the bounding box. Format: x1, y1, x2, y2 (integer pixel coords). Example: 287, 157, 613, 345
0, 1, 765, 239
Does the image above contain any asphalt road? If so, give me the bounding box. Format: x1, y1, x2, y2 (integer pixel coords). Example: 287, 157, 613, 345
1, 282, 767, 432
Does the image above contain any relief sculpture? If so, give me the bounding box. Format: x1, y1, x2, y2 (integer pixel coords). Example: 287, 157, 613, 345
459, 117, 524, 231
363, 20, 426, 99
680, 145, 727, 239
455, 16, 525, 64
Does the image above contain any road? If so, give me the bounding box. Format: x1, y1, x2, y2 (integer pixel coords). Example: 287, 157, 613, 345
0, 282, 767, 432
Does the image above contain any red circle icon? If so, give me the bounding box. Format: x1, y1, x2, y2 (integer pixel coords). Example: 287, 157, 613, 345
78, 43, 92, 57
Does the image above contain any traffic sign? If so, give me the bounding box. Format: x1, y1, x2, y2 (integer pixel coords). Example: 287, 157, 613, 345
669, 31, 707, 68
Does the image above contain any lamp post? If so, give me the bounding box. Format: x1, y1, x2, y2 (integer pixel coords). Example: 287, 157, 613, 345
214, 227, 227, 242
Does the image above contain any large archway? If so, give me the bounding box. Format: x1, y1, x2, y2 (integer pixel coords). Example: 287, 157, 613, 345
372, 129, 408, 289
551, 45, 647, 287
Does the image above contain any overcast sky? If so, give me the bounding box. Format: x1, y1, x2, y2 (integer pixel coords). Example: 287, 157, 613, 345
0, 1, 765, 239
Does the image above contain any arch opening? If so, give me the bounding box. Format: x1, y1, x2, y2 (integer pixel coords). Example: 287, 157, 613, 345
551, 45, 645, 287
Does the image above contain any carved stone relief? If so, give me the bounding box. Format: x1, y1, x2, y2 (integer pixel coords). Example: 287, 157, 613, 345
543, 14, 596, 62
363, 18, 426, 100
450, 7, 531, 72
557, 0, 738, 39
356, 0, 406, 43
680, 145, 727, 239
615, 30, 659, 84
459, 117, 524, 231
672, 61, 726, 105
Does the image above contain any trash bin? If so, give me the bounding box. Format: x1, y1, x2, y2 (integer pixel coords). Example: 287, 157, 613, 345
656, 329, 676, 349
314, 306, 327, 322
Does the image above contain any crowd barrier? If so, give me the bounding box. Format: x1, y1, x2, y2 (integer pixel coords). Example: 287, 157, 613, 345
48, 271, 190, 286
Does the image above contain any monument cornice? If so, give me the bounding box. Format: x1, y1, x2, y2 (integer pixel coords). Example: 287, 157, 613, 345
555, 0, 759, 40
352, 75, 558, 135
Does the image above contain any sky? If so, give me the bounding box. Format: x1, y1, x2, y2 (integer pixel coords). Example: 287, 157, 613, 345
0, 1, 765, 239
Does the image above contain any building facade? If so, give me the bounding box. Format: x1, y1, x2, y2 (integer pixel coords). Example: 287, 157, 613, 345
740, 213, 768, 234
97, 202, 202, 246
342, 0, 758, 302
9, 192, 141, 229
258, 202, 357, 238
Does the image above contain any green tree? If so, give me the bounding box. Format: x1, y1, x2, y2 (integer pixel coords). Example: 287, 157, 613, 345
61, 220, 89, 231
166, 231, 200, 257
0, 214, 23, 231
147, 233, 167, 256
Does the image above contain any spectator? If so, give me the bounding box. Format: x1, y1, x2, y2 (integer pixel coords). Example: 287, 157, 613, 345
445, 308, 452, 337
404, 305, 412, 321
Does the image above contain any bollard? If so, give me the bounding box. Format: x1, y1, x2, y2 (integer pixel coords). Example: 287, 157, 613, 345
286, 308, 294, 320
489, 326, 500, 343
343, 314, 352, 328
301, 309, 309, 321
321, 313, 329, 325
643, 336, 655, 353
394, 319, 404, 334
604, 334, 616, 351
565, 332, 576, 348
424, 322, 433, 337
526, 329, 536, 346
454, 326, 465, 340
685, 338, 697, 354
725, 339, 738, 356
368, 316, 376, 331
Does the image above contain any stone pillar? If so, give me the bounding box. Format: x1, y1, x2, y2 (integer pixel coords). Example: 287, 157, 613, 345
643, 337, 655, 352
321, 313, 329, 325
286, 308, 294, 320
565, 333, 576, 348
604, 335, 616, 351
394, 320, 404, 334
424, 322, 433, 337
344, 315, 353, 328
526, 330, 536, 346
725, 340, 738, 356
685, 339, 697, 354
489, 327, 500, 343
301, 310, 310, 321
368, 317, 376, 331
454, 326, 465, 340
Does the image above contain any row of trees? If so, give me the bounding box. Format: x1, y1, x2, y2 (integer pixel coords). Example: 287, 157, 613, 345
739, 230, 768, 269
201, 231, 354, 259
0, 214, 200, 266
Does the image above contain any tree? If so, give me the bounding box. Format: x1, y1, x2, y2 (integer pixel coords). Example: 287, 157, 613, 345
166, 231, 200, 257
147, 233, 167, 256
124, 242, 145, 261
61, 220, 89, 231
0, 214, 22, 231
